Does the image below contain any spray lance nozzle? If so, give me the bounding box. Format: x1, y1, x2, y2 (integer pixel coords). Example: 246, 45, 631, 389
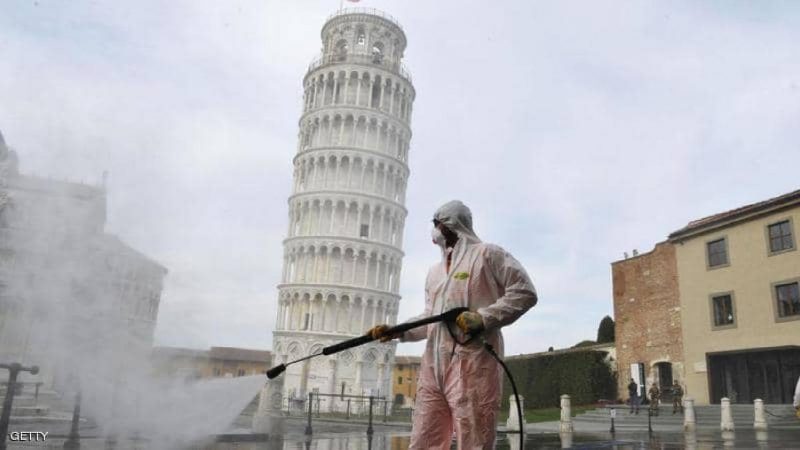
265, 307, 469, 379
266, 364, 285, 379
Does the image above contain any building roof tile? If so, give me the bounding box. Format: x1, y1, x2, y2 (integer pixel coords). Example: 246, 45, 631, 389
669, 188, 800, 239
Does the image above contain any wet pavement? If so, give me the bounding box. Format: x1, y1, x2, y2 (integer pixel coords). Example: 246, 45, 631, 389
6, 428, 800, 449
6, 414, 800, 449
207, 429, 800, 449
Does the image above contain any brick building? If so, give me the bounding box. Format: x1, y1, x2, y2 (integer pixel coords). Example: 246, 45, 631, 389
612, 241, 683, 401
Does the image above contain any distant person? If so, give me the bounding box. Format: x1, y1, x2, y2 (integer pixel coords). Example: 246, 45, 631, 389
649, 383, 660, 416
628, 379, 640, 414
672, 381, 684, 415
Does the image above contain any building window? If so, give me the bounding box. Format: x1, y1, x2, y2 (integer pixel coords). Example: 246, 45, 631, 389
711, 293, 735, 328
303, 313, 310, 330
397, 376, 402, 385
775, 281, 800, 319
767, 220, 795, 254
706, 238, 729, 268
360, 224, 369, 238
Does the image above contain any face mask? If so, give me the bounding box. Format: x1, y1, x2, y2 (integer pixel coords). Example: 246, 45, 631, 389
431, 227, 446, 248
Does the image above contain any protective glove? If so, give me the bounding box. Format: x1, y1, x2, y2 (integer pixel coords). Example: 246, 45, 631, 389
455, 311, 484, 334
367, 324, 401, 342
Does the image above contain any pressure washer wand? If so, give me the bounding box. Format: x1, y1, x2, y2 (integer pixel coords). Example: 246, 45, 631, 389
266, 306, 468, 379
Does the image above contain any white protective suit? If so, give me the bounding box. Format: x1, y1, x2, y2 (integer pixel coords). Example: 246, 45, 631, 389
794, 375, 800, 409
401, 200, 538, 449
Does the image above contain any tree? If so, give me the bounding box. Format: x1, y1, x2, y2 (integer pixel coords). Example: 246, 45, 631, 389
597, 315, 615, 343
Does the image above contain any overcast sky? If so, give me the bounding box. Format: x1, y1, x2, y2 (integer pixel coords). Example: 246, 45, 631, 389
2, 0, 799, 356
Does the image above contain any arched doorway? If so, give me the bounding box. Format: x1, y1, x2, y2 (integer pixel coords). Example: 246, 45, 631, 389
655, 362, 674, 401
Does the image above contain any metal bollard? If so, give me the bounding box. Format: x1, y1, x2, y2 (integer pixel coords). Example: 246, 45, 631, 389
63, 390, 81, 449
0, 363, 40, 450
304, 393, 313, 435
609, 407, 616, 433
367, 396, 374, 437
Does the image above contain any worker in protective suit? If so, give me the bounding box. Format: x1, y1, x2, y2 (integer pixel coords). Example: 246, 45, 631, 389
369, 200, 538, 449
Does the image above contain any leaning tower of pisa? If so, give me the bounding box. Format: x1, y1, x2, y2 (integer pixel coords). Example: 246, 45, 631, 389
272, 8, 415, 410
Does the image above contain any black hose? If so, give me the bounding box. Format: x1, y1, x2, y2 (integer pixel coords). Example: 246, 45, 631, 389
484, 341, 524, 450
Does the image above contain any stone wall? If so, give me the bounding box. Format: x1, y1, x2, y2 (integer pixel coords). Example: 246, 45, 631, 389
612, 241, 683, 399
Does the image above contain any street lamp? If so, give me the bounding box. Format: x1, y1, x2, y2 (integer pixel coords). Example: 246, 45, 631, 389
62, 388, 81, 449
0, 362, 39, 450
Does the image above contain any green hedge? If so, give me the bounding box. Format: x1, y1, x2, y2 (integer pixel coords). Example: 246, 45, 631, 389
501, 350, 617, 410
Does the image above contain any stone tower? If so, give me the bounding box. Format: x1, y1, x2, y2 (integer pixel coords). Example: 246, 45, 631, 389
271, 8, 414, 410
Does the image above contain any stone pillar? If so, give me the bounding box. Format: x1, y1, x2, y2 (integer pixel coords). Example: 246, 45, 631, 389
317, 203, 325, 232
363, 254, 371, 287
351, 253, 358, 284
559, 394, 573, 432
333, 78, 340, 105
355, 361, 363, 393
319, 298, 327, 332
720, 397, 734, 431
506, 395, 525, 431
252, 377, 285, 436
346, 160, 354, 188
683, 397, 696, 431
376, 363, 385, 396
328, 360, 338, 412
374, 258, 382, 290
368, 80, 374, 108
753, 398, 767, 431
355, 75, 361, 106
